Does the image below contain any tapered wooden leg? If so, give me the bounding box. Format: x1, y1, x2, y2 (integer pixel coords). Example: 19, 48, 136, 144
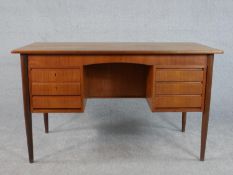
200, 55, 214, 161
182, 112, 186, 132
200, 110, 210, 161
21, 55, 34, 163
44, 113, 49, 133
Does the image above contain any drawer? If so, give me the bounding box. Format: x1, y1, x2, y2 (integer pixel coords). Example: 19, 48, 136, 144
156, 69, 204, 82
31, 83, 81, 95
154, 95, 202, 108
32, 96, 81, 109
155, 82, 203, 95
31, 69, 80, 82
28, 56, 82, 68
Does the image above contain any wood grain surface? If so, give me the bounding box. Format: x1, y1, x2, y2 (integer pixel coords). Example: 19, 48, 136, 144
12, 42, 223, 54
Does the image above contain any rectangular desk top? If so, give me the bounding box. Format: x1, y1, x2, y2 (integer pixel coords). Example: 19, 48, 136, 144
12, 42, 223, 55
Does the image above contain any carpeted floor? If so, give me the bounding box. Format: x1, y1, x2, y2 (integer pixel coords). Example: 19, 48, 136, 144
0, 64, 233, 175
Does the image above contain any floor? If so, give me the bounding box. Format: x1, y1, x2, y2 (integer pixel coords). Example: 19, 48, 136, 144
0, 63, 233, 175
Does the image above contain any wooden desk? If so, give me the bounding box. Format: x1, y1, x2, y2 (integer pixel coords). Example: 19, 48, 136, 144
12, 42, 223, 163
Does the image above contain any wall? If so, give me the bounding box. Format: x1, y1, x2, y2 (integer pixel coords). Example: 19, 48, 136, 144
0, 0, 232, 118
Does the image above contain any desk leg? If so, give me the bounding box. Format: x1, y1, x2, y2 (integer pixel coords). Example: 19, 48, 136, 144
200, 55, 214, 161
182, 112, 186, 132
43, 113, 49, 133
20, 55, 34, 163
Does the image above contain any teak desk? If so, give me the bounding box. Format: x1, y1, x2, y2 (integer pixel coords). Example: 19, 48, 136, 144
12, 42, 223, 163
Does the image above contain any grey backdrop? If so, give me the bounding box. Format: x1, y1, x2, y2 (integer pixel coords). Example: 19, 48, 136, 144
1, 0, 232, 117
0, 0, 233, 174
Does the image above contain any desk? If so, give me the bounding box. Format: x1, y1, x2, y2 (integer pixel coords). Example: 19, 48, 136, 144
12, 42, 223, 162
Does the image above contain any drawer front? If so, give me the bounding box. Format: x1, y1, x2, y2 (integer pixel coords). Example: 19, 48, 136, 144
31, 83, 81, 95
154, 95, 202, 108
156, 69, 204, 82
28, 56, 81, 68
155, 82, 202, 95
32, 96, 81, 109
31, 69, 80, 82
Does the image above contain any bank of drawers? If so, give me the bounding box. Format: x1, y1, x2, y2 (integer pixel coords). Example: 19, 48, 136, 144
154, 68, 205, 110
29, 66, 82, 111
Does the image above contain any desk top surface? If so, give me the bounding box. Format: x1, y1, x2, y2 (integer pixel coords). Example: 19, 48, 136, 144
12, 42, 223, 55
